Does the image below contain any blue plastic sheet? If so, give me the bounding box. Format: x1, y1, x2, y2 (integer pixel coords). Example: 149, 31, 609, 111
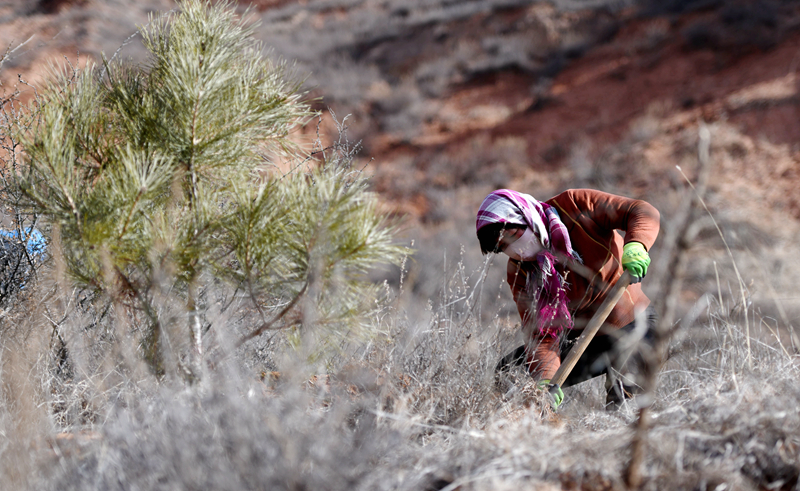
0, 228, 46, 257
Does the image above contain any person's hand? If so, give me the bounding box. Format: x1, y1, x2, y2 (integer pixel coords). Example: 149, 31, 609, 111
622, 242, 650, 283
537, 379, 564, 410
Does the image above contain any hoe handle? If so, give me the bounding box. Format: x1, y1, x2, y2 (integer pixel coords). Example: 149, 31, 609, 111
549, 272, 633, 388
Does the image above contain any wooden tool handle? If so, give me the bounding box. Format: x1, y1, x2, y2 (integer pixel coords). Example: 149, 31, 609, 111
549, 272, 633, 388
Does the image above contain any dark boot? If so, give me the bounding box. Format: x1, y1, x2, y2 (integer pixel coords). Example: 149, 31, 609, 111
495, 345, 526, 373
604, 373, 637, 410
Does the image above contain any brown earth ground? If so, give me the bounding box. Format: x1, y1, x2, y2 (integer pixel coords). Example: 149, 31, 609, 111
4, 2, 799, 219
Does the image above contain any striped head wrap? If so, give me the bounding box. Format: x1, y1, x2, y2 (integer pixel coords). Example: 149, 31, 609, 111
476, 189, 579, 338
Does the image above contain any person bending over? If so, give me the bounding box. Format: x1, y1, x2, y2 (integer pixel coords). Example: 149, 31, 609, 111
476, 189, 660, 408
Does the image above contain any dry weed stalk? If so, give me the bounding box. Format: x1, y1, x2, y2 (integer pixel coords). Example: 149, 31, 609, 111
625, 124, 713, 488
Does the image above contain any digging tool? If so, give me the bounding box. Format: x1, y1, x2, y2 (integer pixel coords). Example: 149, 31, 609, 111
547, 272, 634, 405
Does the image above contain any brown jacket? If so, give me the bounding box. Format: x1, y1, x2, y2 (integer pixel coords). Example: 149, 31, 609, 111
506, 189, 660, 379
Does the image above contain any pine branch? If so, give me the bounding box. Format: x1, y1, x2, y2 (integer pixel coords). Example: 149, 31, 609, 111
237, 281, 309, 347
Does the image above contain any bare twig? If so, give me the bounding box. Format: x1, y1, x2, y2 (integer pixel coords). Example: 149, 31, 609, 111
236, 281, 309, 347
625, 124, 713, 489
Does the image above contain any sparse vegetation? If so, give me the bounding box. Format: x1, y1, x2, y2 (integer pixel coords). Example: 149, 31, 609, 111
1, 1, 800, 491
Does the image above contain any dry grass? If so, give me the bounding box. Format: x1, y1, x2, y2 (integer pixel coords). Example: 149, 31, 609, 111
1, 126, 797, 491
0, 191, 797, 491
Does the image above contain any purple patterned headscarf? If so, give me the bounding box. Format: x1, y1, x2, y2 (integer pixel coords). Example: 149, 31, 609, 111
476, 189, 579, 337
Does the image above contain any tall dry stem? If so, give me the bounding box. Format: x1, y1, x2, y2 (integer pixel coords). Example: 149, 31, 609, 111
625, 124, 713, 489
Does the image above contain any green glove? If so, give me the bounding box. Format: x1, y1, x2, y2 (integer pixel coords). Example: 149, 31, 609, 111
622, 242, 650, 283
538, 379, 564, 410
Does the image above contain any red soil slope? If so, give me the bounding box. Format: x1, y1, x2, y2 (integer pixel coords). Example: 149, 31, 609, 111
362, 10, 800, 224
